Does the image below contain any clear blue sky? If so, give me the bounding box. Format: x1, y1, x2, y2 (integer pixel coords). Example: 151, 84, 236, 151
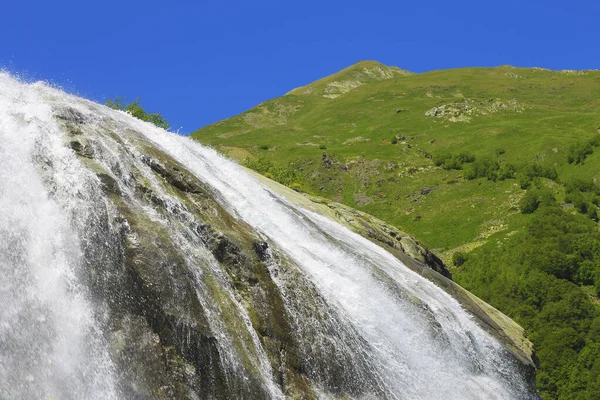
1, 1, 598, 133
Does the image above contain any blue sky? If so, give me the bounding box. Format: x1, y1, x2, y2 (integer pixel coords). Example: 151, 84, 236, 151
1, 1, 598, 133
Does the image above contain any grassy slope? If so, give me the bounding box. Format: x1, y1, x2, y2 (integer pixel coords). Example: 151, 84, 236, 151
192, 61, 600, 399
192, 60, 600, 260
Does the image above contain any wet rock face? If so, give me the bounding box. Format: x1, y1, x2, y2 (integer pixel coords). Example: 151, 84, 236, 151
69, 139, 94, 158
140, 154, 204, 194
46, 106, 535, 399
252, 241, 270, 262
55, 108, 391, 399
56, 107, 88, 124
53, 110, 262, 398
116, 216, 236, 398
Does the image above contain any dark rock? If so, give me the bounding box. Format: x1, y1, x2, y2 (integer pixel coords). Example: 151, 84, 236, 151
252, 241, 270, 262
55, 107, 87, 124
141, 155, 203, 194
322, 152, 332, 168
417, 149, 433, 159
97, 172, 120, 195
195, 223, 245, 268
69, 140, 94, 158
423, 249, 451, 279
419, 186, 435, 195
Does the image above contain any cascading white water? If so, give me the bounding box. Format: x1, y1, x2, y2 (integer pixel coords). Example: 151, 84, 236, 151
0, 76, 119, 399
0, 73, 537, 399
127, 123, 534, 400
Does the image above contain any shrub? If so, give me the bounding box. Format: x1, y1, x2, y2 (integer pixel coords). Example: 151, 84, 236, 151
520, 191, 541, 214
519, 163, 559, 188
523, 163, 558, 181
589, 135, 600, 147
498, 162, 516, 180
518, 175, 532, 190
106, 97, 170, 129
433, 153, 450, 167
566, 134, 600, 164
433, 152, 476, 170
319, 144, 327, 150
465, 157, 515, 181
442, 156, 464, 170
452, 252, 467, 267
565, 178, 598, 194
575, 199, 589, 215
467, 157, 498, 180
567, 141, 593, 164
587, 207, 598, 221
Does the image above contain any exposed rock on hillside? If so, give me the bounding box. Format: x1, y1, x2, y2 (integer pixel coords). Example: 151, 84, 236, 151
425, 98, 526, 122
323, 80, 363, 99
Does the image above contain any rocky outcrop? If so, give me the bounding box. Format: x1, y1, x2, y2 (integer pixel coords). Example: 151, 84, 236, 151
425, 98, 526, 122
245, 167, 535, 372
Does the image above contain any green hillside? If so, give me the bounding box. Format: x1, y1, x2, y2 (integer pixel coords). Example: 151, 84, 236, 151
192, 61, 600, 254
192, 61, 600, 399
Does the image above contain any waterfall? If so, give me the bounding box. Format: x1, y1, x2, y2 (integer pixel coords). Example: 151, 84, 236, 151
0, 73, 537, 399
0, 76, 119, 399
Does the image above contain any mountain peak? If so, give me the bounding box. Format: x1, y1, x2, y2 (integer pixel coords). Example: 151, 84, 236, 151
286, 60, 413, 98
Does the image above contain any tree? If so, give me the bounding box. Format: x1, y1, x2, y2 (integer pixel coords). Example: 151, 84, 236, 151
454, 205, 600, 399
567, 141, 593, 164
520, 191, 541, 214
106, 97, 170, 130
